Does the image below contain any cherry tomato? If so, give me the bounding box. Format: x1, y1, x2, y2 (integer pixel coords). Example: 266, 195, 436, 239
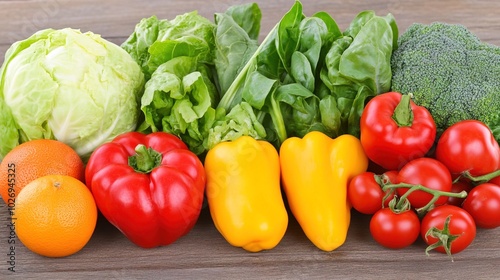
436, 120, 500, 177
384, 170, 399, 182
462, 183, 500, 229
396, 158, 452, 208
421, 205, 476, 255
348, 171, 397, 214
447, 180, 472, 207
370, 208, 420, 249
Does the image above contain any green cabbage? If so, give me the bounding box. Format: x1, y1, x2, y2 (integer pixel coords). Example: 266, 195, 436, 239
0, 28, 145, 161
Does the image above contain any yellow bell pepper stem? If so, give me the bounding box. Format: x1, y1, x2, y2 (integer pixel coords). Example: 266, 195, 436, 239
205, 136, 288, 252
280, 131, 368, 251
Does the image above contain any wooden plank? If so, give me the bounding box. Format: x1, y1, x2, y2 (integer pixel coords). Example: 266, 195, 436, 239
2, 206, 500, 278
1, 0, 500, 278
1, 0, 500, 58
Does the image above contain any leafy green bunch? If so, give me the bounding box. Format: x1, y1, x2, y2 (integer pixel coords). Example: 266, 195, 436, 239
122, 1, 398, 155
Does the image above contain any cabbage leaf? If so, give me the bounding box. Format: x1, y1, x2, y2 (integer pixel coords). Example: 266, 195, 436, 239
0, 28, 145, 161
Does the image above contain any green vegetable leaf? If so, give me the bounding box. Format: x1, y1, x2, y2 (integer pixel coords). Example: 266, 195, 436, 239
0, 98, 19, 160
147, 11, 216, 77
205, 102, 266, 150
276, 1, 304, 73
242, 71, 278, 110
312, 11, 342, 41
340, 16, 395, 94
140, 56, 217, 154
319, 10, 397, 138
319, 95, 342, 137
0, 28, 145, 161
214, 10, 259, 96
276, 83, 326, 138
224, 3, 262, 41
291, 51, 315, 92
121, 16, 161, 77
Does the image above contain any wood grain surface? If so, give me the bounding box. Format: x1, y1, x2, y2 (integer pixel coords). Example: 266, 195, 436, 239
1, 0, 500, 279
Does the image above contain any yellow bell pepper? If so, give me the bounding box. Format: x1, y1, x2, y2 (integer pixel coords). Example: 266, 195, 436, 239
204, 136, 288, 252
279, 131, 368, 251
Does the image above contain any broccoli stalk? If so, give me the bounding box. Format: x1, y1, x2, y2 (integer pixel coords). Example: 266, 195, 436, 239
390, 22, 500, 141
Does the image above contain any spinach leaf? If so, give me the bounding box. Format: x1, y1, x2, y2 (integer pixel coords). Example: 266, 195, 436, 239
224, 3, 262, 41
276, 1, 304, 74
214, 7, 259, 96
276, 83, 323, 137
320, 11, 398, 137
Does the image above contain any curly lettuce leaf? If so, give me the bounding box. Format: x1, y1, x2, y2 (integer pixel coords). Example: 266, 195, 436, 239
205, 102, 266, 150
139, 56, 217, 154
121, 12, 216, 79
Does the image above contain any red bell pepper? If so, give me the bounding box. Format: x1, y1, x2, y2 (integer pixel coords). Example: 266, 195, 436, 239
360, 92, 436, 170
85, 131, 206, 248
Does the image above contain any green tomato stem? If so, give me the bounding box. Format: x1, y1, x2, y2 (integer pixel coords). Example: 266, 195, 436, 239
387, 195, 411, 214
382, 182, 467, 215
459, 169, 500, 184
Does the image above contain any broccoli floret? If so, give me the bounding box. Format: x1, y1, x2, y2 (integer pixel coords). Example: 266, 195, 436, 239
390, 22, 500, 141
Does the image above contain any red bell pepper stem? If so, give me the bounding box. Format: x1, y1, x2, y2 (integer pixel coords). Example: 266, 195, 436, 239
392, 93, 414, 127
128, 144, 162, 173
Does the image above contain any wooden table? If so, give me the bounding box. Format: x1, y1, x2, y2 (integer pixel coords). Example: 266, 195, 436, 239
1, 0, 499, 278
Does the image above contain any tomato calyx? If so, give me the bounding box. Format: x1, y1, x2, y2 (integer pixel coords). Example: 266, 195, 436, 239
387, 195, 411, 214
382, 183, 467, 215
128, 144, 162, 173
391, 93, 414, 127
384, 181, 412, 215
375, 173, 398, 209
423, 215, 460, 261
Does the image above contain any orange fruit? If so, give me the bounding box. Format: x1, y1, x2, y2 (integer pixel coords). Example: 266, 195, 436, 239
0, 139, 84, 204
13, 175, 97, 258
